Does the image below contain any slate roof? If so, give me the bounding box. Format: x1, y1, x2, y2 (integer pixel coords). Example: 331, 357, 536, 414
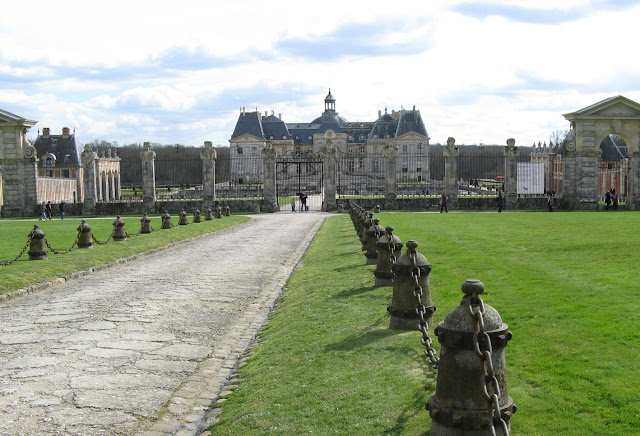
262, 115, 292, 140
230, 93, 428, 144
396, 109, 428, 137
231, 111, 265, 139
33, 132, 82, 168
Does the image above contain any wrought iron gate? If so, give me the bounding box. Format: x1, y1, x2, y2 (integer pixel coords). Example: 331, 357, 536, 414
276, 152, 324, 211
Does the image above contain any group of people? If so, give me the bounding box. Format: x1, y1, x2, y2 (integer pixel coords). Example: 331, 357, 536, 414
604, 188, 618, 210
40, 200, 66, 220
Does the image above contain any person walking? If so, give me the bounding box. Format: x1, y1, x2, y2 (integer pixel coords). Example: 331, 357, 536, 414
605, 191, 611, 210
299, 192, 308, 212
547, 192, 553, 212
45, 201, 53, 220
40, 202, 47, 220
496, 191, 503, 213
59, 200, 66, 220
439, 192, 448, 213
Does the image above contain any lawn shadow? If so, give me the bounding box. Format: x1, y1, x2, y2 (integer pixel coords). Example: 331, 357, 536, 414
331, 284, 379, 298
334, 264, 370, 273
383, 347, 437, 436
325, 314, 392, 351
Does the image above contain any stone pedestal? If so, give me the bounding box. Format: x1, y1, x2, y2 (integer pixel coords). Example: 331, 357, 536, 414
261, 143, 278, 213
322, 145, 337, 211
140, 142, 156, 209
383, 143, 398, 209
201, 141, 217, 206
81, 145, 99, 214
443, 137, 459, 209
503, 138, 519, 209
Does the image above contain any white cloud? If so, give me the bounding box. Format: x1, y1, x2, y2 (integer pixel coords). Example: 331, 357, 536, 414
1, 0, 639, 148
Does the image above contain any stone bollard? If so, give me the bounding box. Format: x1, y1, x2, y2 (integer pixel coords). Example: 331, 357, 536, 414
205, 207, 213, 221
215, 206, 222, 219
428, 280, 516, 436
360, 213, 372, 251
374, 204, 381, 213
374, 226, 403, 287
388, 240, 433, 330
77, 220, 94, 249
365, 218, 385, 265
112, 216, 127, 241
161, 211, 172, 229
140, 214, 152, 234
338, 203, 344, 213
178, 209, 189, 225
253, 204, 261, 214
28, 225, 47, 260
225, 205, 231, 216
193, 209, 202, 223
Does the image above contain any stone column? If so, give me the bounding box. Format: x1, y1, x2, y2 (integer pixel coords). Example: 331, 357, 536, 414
116, 170, 121, 200
575, 149, 600, 209
140, 142, 157, 208
322, 144, 337, 211
503, 138, 519, 209
443, 137, 459, 207
383, 143, 398, 209
261, 142, 278, 212
0, 122, 38, 217
81, 145, 99, 213
109, 172, 116, 201
200, 141, 217, 206
96, 171, 103, 202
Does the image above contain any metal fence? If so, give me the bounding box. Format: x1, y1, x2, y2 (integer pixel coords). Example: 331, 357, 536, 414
336, 153, 384, 199
458, 152, 505, 197
216, 156, 264, 199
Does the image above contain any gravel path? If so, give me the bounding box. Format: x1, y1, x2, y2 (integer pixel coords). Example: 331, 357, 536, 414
0, 212, 327, 435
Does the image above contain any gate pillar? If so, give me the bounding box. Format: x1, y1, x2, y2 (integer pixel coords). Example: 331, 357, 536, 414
384, 143, 398, 209
322, 145, 337, 211
503, 139, 519, 209
261, 142, 278, 213
201, 141, 217, 207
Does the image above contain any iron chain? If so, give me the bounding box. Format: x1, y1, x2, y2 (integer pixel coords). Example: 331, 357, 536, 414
411, 250, 439, 368
45, 231, 81, 254
466, 293, 510, 436
91, 231, 113, 246
0, 233, 34, 265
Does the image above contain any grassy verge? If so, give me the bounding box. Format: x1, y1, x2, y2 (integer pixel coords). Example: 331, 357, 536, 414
210, 211, 640, 435
0, 215, 250, 294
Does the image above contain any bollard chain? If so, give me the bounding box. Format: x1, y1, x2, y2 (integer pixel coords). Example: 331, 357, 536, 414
91, 232, 113, 246
45, 231, 81, 254
466, 293, 510, 436
0, 233, 34, 265
387, 232, 397, 269
410, 250, 439, 368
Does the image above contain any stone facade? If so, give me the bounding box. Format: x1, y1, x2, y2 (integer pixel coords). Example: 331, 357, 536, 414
0, 109, 38, 217
563, 95, 640, 210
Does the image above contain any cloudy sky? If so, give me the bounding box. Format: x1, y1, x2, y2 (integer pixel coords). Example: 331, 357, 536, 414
1, 0, 639, 148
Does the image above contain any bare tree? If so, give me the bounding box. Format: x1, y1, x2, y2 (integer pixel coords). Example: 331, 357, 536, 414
549, 129, 569, 146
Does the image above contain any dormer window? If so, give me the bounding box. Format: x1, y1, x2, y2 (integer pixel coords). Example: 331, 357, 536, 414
42, 153, 56, 168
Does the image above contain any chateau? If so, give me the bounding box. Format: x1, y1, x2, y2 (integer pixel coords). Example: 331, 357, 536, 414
228, 90, 430, 186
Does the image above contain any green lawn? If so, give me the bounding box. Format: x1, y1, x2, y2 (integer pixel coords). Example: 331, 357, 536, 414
0, 215, 250, 294
210, 211, 640, 435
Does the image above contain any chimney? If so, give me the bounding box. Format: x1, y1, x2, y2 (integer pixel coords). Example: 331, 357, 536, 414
279, 113, 281, 120
242, 106, 245, 115
265, 111, 268, 118
43, 127, 50, 137
62, 127, 70, 137
378, 110, 381, 118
